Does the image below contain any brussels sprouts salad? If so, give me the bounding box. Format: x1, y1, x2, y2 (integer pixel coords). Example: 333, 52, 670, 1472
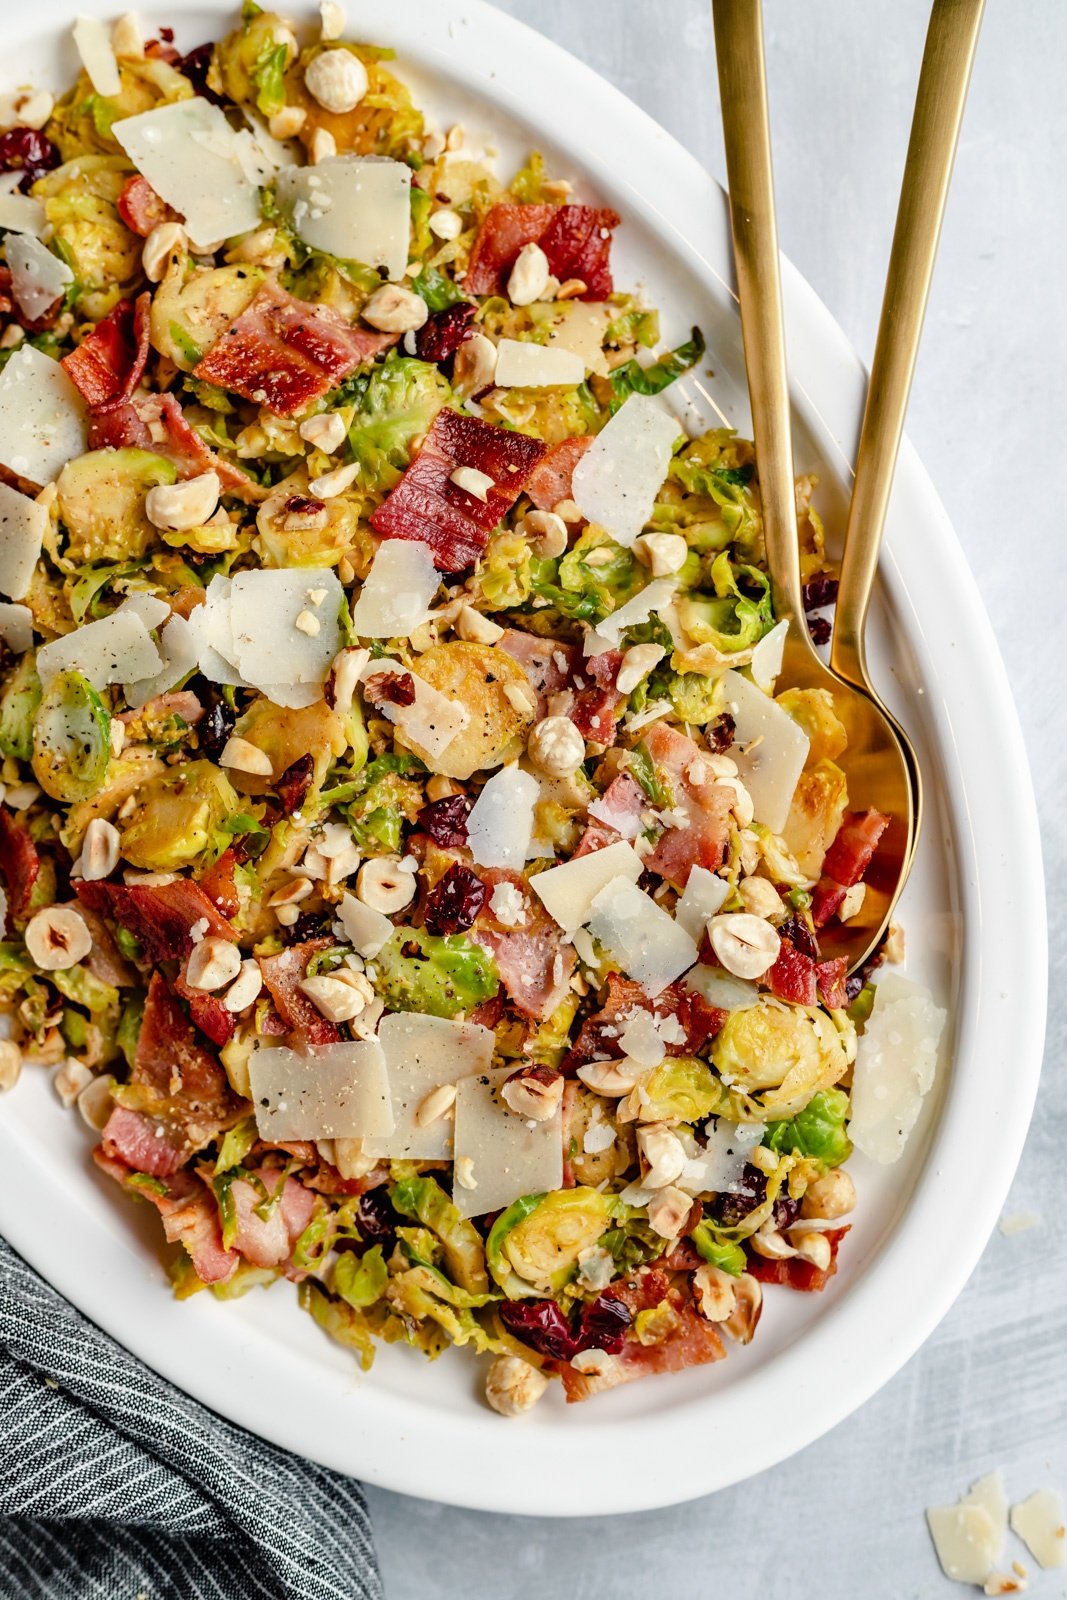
0, 4, 945, 1414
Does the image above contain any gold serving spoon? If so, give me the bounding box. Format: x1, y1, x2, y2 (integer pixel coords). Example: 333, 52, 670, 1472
711, 0, 983, 969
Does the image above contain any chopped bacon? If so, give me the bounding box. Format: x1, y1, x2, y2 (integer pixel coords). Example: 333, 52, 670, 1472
471, 868, 574, 1021
116, 173, 176, 237
99, 1106, 190, 1178
76, 878, 237, 965
499, 629, 623, 742
822, 809, 891, 888
766, 938, 818, 1007
557, 1266, 725, 1401
815, 957, 849, 1011
747, 1226, 849, 1292
61, 292, 151, 411
197, 847, 241, 919
134, 392, 263, 502
641, 721, 733, 887
570, 650, 624, 745
87, 400, 152, 451
562, 973, 725, 1072
465, 204, 620, 300
258, 940, 341, 1047
227, 1168, 318, 1271
498, 628, 576, 718
525, 435, 592, 511
811, 878, 847, 929
0, 809, 40, 920
193, 280, 394, 416
77, 903, 138, 988
173, 973, 236, 1048
372, 408, 547, 573
94, 1153, 239, 1283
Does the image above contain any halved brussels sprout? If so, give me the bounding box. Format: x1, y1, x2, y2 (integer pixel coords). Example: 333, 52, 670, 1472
371, 928, 499, 1019
32, 670, 111, 803
119, 760, 240, 871
711, 1002, 852, 1120
781, 759, 849, 880
150, 260, 265, 371
36, 156, 142, 312
642, 1056, 720, 1124
766, 1087, 853, 1168
390, 1173, 489, 1294
208, 8, 298, 113
409, 642, 534, 780
255, 471, 367, 571
499, 1187, 613, 1293
0, 655, 42, 763
228, 699, 348, 796
777, 686, 848, 767
57, 449, 178, 564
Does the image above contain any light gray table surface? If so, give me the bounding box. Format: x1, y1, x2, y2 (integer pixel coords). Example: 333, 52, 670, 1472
368, 3, 1066, 1596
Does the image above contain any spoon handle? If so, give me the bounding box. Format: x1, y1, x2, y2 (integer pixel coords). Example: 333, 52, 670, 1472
831, 0, 985, 688
712, 0, 807, 639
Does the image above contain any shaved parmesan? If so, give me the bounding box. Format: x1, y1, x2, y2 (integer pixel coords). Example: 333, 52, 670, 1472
848, 973, 946, 1164
0, 482, 46, 600
113, 98, 263, 250
73, 16, 121, 95
0, 346, 88, 485
674, 864, 729, 940
349, 538, 438, 638
617, 1007, 666, 1068
359, 655, 469, 760
584, 577, 677, 655
546, 303, 612, 378
927, 1476, 1008, 1586
685, 963, 761, 1013
1011, 1490, 1067, 1569
124, 613, 198, 708
0, 183, 46, 236
493, 338, 586, 388
0, 602, 33, 654
5, 234, 73, 323
724, 669, 809, 834
36, 608, 162, 690
571, 393, 679, 547
531, 839, 643, 933
750, 618, 789, 691
276, 156, 412, 282
452, 1066, 564, 1219
362, 1012, 495, 1161
229, 568, 341, 696
184, 575, 248, 688
466, 767, 540, 869
336, 891, 393, 958
679, 1118, 765, 1197
248, 1037, 393, 1140
587, 877, 698, 997
117, 593, 169, 631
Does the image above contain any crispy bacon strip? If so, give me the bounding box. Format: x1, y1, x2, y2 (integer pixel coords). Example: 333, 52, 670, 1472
557, 1267, 725, 1401
75, 878, 237, 965
372, 408, 547, 573
116, 173, 175, 237
524, 435, 591, 511
562, 973, 725, 1072
94, 1152, 238, 1283
61, 292, 151, 411
465, 204, 620, 300
0, 809, 40, 920
193, 280, 394, 416
746, 1227, 850, 1292
258, 939, 342, 1047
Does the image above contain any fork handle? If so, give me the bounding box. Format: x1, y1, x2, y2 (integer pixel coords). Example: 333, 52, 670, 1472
712, 0, 809, 640
831, 0, 985, 688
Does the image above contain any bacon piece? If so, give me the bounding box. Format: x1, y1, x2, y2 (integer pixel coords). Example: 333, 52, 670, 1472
815, 957, 849, 1011
61, 292, 151, 411
258, 939, 341, 1047
570, 650, 624, 745
99, 1105, 191, 1178
227, 1168, 318, 1270
193, 280, 393, 416
0, 809, 40, 920
811, 878, 847, 929
116, 173, 175, 237
198, 847, 240, 918
498, 628, 576, 719
557, 1266, 724, 1401
76, 878, 237, 964
94, 1153, 238, 1283
577, 773, 645, 858
766, 938, 818, 1007
562, 973, 725, 1072
641, 721, 733, 887
87, 400, 152, 451
822, 809, 891, 888
747, 1226, 849, 1292
77, 903, 138, 988
372, 408, 548, 573
134, 392, 263, 501
471, 868, 574, 1021
465, 204, 620, 300
172, 974, 236, 1048
525, 435, 592, 511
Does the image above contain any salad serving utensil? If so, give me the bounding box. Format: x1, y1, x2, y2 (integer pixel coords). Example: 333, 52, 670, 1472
711, 0, 984, 969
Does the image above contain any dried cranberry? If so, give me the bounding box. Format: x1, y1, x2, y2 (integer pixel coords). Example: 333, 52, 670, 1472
706, 712, 736, 754
275, 753, 314, 816
577, 1292, 631, 1354
0, 128, 60, 193
198, 697, 235, 762
284, 495, 325, 517
284, 911, 334, 945
808, 615, 832, 647
424, 862, 485, 936
803, 575, 839, 612
358, 1188, 400, 1247
844, 972, 864, 1005
773, 1194, 800, 1230
779, 913, 819, 962
712, 1164, 767, 1228
637, 868, 658, 893
416, 793, 471, 848
177, 41, 224, 100
415, 301, 477, 364
364, 669, 417, 708
499, 1299, 578, 1362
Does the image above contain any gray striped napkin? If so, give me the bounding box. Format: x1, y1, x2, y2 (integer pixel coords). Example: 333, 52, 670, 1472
0, 1236, 382, 1600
